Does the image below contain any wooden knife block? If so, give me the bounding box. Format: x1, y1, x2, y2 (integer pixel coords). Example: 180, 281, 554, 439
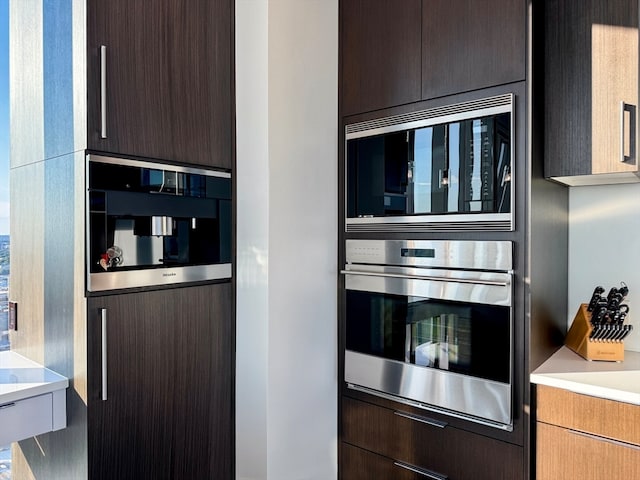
565, 304, 625, 362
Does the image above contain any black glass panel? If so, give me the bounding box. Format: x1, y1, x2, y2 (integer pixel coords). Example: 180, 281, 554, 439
346, 290, 510, 383
347, 112, 511, 218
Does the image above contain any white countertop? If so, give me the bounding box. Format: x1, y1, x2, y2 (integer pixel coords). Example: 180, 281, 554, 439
531, 346, 640, 405
0, 351, 69, 405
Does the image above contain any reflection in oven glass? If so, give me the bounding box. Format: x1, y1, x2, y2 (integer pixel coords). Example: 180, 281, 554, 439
346, 291, 510, 384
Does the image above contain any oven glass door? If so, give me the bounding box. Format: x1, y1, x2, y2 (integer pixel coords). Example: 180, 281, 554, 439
344, 267, 513, 428
347, 113, 511, 219
346, 291, 510, 383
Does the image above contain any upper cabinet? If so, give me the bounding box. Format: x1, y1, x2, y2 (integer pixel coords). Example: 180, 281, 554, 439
340, 0, 526, 117
87, 0, 233, 169
341, 0, 422, 116
544, 0, 639, 185
422, 0, 526, 100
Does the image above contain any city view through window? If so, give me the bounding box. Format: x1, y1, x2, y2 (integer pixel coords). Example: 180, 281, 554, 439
0, 0, 9, 355
1, 0, 11, 477
0, 236, 8, 352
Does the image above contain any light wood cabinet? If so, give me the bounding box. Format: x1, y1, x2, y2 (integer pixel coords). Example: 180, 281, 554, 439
536, 385, 640, 480
544, 0, 640, 184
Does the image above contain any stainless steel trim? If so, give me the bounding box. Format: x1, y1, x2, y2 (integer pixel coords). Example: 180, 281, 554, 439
345, 239, 512, 272
393, 410, 448, 429
393, 461, 448, 480
346, 352, 513, 428
151, 216, 173, 236
568, 429, 640, 451
346, 219, 512, 233
101, 308, 107, 401
100, 45, 107, 139
88, 263, 232, 292
346, 94, 513, 138
341, 269, 509, 288
87, 154, 231, 178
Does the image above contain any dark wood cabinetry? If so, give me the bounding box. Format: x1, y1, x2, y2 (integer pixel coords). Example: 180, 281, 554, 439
341, 397, 524, 480
87, 0, 233, 169
544, 0, 639, 184
87, 283, 233, 479
340, 0, 526, 116
422, 0, 526, 100
340, 0, 422, 116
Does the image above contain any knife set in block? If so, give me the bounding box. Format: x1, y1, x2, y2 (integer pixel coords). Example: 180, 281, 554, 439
565, 304, 625, 361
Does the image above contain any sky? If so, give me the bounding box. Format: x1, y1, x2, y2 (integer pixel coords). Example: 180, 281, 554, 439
0, 0, 8, 235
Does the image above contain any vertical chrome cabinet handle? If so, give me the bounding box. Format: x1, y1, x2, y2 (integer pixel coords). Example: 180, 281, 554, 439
620, 101, 636, 164
100, 45, 107, 139
101, 308, 108, 401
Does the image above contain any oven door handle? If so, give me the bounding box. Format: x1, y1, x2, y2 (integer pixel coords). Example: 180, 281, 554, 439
340, 269, 509, 287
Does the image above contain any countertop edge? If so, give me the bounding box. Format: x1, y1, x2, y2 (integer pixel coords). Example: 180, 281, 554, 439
530, 346, 640, 406
0, 351, 70, 405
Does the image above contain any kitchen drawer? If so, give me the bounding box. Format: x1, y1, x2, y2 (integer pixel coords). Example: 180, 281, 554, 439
342, 396, 523, 480
536, 384, 640, 446
0, 393, 53, 445
342, 442, 442, 480
537, 421, 640, 480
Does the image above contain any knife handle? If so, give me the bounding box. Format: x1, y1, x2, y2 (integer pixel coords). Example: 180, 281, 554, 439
587, 286, 605, 312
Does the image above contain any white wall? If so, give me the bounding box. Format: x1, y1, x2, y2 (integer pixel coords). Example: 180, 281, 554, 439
569, 183, 640, 352
236, 1, 338, 479
235, 1, 269, 478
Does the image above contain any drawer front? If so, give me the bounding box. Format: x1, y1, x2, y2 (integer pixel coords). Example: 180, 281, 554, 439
342, 396, 523, 480
342, 442, 442, 480
0, 393, 53, 445
537, 422, 640, 480
537, 384, 640, 446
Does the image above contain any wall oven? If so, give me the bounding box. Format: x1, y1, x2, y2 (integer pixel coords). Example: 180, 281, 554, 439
86, 154, 232, 292
342, 239, 513, 430
346, 94, 514, 233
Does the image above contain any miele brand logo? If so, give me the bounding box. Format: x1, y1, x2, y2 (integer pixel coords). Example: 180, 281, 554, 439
162, 272, 177, 278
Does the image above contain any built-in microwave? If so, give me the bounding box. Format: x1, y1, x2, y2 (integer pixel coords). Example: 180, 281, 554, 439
86, 154, 232, 292
346, 94, 514, 232
342, 239, 513, 430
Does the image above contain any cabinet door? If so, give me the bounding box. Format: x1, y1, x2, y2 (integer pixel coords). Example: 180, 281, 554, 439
422, 0, 525, 100
537, 422, 640, 480
545, 0, 638, 179
87, 0, 233, 169
87, 283, 233, 479
341, 0, 422, 116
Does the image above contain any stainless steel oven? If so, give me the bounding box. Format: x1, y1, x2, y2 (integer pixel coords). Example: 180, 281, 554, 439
346, 94, 514, 233
342, 239, 513, 430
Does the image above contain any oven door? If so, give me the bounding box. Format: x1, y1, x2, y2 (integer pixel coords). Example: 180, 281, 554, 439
343, 265, 513, 429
